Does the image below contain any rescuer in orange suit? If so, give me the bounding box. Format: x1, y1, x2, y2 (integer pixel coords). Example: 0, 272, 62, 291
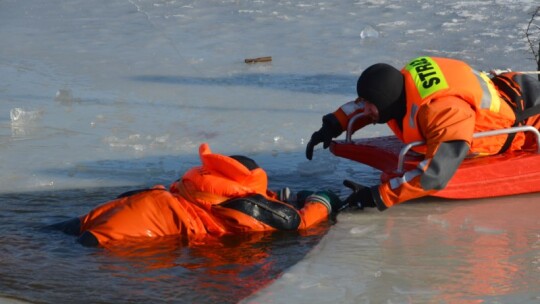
52, 143, 345, 247
306, 56, 540, 211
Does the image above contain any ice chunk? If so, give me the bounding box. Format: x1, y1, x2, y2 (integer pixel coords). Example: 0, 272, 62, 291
10, 108, 43, 124
54, 89, 80, 104
360, 25, 379, 39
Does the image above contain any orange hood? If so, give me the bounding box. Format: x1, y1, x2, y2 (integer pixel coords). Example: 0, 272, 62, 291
171, 143, 269, 206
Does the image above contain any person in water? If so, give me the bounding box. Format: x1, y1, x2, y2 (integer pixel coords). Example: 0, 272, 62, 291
52, 143, 345, 247
306, 56, 540, 211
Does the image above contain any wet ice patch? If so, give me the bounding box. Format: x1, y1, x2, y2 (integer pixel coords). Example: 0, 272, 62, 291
103, 133, 172, 152
349, 225, 375, 235
473, 226, 506, 235
427, 214, 450, 229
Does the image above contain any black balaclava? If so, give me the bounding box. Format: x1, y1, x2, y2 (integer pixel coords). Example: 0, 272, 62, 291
356, 63, 406, 123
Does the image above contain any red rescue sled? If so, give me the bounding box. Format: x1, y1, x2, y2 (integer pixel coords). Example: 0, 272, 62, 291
330, 114, 540, 199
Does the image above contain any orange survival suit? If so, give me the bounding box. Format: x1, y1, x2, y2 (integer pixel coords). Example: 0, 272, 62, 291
319, 56, 540, 210
52, 143, 333, 247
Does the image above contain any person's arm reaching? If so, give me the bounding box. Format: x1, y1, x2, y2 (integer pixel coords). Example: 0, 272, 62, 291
306, 99, 373, 160
346, 97, 475, 210
297, 191, 346, 228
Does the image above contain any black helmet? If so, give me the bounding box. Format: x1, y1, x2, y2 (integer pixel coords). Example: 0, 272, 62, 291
356, 63, 406, 123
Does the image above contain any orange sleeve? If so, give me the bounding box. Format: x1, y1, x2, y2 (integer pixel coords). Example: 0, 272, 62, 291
377, 97, 475, 208
297, 201, 330, 229
210, 194, 329, 232
418, 97, 475, 159
331, 100, 373, 132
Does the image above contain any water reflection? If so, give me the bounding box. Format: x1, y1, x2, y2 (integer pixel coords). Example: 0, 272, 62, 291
96, 228, 329, 303
422, 199, 540, 301
0, 189, 329, 304
365, 196, 540, 303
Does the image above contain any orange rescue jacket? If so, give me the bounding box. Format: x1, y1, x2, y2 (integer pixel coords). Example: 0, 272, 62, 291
330, 57, 537, 209
79, 143, 330, 246
389, 56, 523, 156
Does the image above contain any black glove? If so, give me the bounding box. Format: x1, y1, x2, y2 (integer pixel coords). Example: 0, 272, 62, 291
343, 180, 377, 209
306, 190, 347, 214
305, 114, 343, 160
295, 190, 315, 209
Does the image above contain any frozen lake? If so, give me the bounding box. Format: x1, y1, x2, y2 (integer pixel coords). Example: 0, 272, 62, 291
1, 0, 540, 303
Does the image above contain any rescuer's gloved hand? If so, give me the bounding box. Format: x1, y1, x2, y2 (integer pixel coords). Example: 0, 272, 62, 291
305, 114, 343, 160
343, 180, 377, 209
306, 190, 347, 214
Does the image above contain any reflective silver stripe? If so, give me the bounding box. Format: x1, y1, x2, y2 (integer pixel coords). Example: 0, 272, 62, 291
340, 100, 364, 116
389, 159, 429, 190
409, 104, 419, 128
417, 159, 429, 170
306, 194, 332, 212
472, 70, 494, 110
389, 168, 422, 190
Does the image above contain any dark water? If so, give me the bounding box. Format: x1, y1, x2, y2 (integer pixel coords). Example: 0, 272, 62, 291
0, 187, 329, 304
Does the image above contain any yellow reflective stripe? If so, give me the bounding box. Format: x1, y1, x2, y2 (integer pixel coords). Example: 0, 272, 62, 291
405, 57, 449, 99
477, 71, 501, 113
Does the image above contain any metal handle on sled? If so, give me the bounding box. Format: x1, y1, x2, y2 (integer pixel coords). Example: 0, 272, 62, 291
346, 113, 368, 142
396, 126, 540, 174
344, 113, 540, 173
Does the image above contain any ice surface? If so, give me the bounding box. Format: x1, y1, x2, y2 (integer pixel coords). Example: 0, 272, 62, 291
1, 0, 540, 303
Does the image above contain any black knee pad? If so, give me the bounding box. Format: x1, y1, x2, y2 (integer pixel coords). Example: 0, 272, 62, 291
221, 194, 301, 231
